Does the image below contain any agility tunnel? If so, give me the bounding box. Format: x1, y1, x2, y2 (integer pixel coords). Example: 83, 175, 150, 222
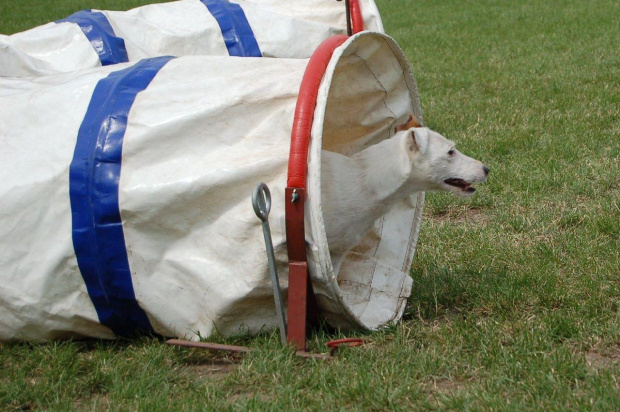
0, 0, 383, 77
0, 32, 424, 341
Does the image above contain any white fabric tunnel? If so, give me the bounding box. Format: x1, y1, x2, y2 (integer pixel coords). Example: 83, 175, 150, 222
0, 32, 424, 341
0, 0, 384, 77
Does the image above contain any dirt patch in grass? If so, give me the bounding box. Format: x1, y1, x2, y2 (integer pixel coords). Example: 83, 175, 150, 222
585, 347, 620, 370
430, 378, 466, 394
8, 401, 36, 411
227, 390, 271, 404
73, 394, 111, 411
429, 207, 489, 225
182, 360, 238, 381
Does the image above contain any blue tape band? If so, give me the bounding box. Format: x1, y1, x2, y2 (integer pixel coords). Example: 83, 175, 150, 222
57, 10, 129, 66
70, 56, 174, 337
200, 0, 262, 57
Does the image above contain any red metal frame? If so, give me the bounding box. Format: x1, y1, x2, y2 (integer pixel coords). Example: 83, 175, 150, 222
349, 0, 364, 34
285, 0, 365, 352
285, 35, 349, 351
287, 35, 350, 189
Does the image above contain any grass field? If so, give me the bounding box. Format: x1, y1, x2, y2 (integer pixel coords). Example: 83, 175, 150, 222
1, 0, 619, 410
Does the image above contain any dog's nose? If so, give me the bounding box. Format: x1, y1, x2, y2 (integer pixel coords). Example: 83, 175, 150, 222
483, 166, 490, 176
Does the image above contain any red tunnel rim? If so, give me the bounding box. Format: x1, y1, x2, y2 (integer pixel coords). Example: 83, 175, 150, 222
284, 34, 351, 352
286, 1, 365, 188
286, 34, 349, 189
350, 0, 364, 34
284, 4, 368, 348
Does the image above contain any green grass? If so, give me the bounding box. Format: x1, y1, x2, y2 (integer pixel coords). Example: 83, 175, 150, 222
1, 0, 619, 410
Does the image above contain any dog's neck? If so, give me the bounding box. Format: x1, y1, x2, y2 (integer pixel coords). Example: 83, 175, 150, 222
355, 132, 432, 215
321, 133, 423, 258
356, 135, 411, 204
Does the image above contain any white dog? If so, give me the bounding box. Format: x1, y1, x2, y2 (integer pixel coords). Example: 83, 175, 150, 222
321, 115, 489, 264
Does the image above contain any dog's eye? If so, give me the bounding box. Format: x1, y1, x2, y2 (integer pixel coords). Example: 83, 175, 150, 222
448, 149, 455, 156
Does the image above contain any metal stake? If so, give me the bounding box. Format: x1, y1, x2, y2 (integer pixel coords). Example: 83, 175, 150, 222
252, 183, 287, 346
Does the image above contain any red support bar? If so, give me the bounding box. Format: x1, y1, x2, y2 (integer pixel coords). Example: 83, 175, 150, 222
349, 0, 364, 34
285, 36, 350, 351
286, 32, 363, 351
285, 187, 309, 351
285, 188, 307, 262
287, 261, 310, 351
285, 187, 321, 351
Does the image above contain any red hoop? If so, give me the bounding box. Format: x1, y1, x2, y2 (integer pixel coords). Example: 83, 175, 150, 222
349, 0, 364, 34
287, 35, 349, 189
285, 0, 366, 349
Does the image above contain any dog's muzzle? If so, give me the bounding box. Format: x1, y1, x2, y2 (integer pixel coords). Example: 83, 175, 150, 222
444, 165, 489, 194
444, 178, 476, 194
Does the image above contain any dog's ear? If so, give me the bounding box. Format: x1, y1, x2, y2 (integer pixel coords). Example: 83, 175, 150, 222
404, 128, 429, 156
394, 114, 422, 133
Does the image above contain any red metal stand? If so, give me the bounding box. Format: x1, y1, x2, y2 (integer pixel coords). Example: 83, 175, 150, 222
284, 187, 321, 351
284, 0, 365, 352
285, 36, 348, 351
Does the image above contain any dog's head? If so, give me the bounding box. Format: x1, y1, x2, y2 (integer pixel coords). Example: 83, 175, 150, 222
397, 115, 489, 197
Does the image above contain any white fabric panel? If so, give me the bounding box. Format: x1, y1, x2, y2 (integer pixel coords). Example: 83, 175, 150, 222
0, 22, 100, 77
233, 1, 342, 58
98, 0, 229, 60
0, 0, 384, 77
0, 32, 422, 341
235, 0, 383, 32
359, 0, 384, 32
119, 56, 307, 338
0, 69, 120, 340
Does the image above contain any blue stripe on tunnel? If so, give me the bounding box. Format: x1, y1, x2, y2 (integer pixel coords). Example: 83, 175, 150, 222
200, 0, 262, 57
69, 56, 175, 337
57, 10, 129, 66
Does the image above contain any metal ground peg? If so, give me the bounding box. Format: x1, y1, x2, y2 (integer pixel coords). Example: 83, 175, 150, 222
252, 183, 287, 346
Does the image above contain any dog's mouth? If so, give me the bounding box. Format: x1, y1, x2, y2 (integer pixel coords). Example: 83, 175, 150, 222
444, 178, 476, 194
